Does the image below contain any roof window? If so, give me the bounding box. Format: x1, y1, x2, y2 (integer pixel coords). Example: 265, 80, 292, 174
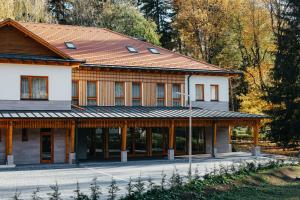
148, 47, 160, 54
65, 42, 76, 49
126, 46, 138, 53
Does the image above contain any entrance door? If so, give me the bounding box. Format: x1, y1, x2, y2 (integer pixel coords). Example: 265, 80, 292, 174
40, 130, 53, 163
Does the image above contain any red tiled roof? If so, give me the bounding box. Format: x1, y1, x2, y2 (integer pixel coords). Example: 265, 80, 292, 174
19, 22, 225, 72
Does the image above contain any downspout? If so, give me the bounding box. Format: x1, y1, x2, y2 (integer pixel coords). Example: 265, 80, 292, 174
187, 74, 192, 106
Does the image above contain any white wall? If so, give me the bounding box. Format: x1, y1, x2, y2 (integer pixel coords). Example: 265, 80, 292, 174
185, 75, 229, 102
0, 63, 71, 101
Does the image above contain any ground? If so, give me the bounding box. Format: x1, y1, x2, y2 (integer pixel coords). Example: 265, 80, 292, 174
0, 152, 280, 200
209, 166, 300, 200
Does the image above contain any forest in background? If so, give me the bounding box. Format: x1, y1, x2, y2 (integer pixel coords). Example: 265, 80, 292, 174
0, 0, 299, 148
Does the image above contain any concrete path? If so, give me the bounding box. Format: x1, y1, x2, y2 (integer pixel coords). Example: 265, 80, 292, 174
0, 152, 280, 199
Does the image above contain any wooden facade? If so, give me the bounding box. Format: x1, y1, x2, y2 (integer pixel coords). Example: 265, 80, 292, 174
73, 67, 185, 107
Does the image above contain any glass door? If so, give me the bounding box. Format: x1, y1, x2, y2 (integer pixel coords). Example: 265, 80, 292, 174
40, 131, 53, 163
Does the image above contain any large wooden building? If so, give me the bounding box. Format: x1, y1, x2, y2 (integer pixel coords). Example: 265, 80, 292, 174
0, 19, 264, 166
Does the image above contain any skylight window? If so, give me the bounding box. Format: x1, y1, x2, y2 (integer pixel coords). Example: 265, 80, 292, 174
126, 46, 138, 53
148, 47, 160, 54
65, 42, 76, 49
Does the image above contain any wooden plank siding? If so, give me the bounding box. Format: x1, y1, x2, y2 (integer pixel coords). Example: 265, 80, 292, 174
0, 26, 60, 57
73, 68, 185, 107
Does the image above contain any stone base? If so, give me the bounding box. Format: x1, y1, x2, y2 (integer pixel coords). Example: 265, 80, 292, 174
69, 153, 76, 164
6, 155, 15, 166
168, 149, 174, 160
251, 146, 261, 156
121, 151, 127, 162
228, 144, 232, 152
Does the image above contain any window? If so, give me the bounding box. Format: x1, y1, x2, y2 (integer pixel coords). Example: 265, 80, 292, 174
72, 81, 79, 105
65, 42, 76, 49
126, 46, 138, 53
210, 85, 219, 101
132, 82, 141, 106
22, 129, 28, 142
87, 81, 97, 106
21, 76, 48, 100
156, 83, 165, 106
172, 84, 181, 107
195, 84, 204, 101
148, 47, 160, 54
115, 82, 125, 106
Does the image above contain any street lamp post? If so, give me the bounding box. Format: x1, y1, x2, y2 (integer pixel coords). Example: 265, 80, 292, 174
177, 92, 192, 178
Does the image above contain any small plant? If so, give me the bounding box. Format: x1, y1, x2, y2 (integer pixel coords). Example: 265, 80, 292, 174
89, 177, 101, 200
194, 165, 200, 180
107, 178, 120, 200
134, 174, 145, 194
72, 182, 89, 200
48, 182, 62, 200
126, 177, 134, 197
160, 171, 167, 190
12, 189, 22, 200
147, 176, 155, 190
169, 169, 183, 188
31, 186, 42, 200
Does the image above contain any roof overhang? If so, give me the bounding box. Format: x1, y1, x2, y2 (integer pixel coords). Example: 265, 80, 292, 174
81, 64, 242, 76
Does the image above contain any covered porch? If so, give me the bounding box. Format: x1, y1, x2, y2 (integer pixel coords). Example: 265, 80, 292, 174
0, 106, 264, 166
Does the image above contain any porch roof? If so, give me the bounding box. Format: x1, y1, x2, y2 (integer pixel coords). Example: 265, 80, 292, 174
0, 106, 266, 120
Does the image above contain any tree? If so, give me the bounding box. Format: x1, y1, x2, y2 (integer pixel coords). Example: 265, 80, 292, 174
99, 3, 160, 45
47, 0, 72, 24
89, 177, 101, 200
139, 0, 175, 48
107, 178, 120, 200
266, 0, 300, 147
48, 182, 62, 200
0, 0, 53, 22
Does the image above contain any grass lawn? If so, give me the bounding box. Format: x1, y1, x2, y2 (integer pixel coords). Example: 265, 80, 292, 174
208, 166, 300, 200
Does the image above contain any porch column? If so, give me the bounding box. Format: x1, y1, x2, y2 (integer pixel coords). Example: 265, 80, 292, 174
121, 121, 127, 162
228, 125, 232, 152
69, 121, 76, 164
65, 129, 70, 163
251, 122, 261, 156
212, 122, 217, 158
168, 120, 175, 160
146, 128, 152, 157
6, 121, 14, 166
103, 128, 109, 160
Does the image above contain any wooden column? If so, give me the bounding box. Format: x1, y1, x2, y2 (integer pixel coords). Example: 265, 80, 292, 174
103, 128, 109, 159
6, 121, 13, 156
70, 121, 75, 153
168, 120, 175, 149
212, 122, 217, 157
65, 129, 70, 163
121, 121, 127, 151
253, 123, 259, 146
213, 122, 217, 146
228, 125, 232, 144
146, 128, 152, 157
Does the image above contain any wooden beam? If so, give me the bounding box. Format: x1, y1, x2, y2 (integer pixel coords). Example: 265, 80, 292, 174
121, 121, 127, 151
65, 129, 70, 163
7, 121, 13, 155
70, 121, 75, 153
253, 123, 259, 146
168, 120, 175, 149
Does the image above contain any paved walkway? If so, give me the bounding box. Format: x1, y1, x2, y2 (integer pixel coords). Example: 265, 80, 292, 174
0, 152, 281, 199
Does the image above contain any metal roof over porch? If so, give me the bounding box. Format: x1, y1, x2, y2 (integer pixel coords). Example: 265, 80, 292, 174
0, 106, 266, 119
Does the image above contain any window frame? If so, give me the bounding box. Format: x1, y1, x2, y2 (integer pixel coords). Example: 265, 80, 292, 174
210, 84, 219, 101
115, 82, 125, 106
132, 82, 142, 106
195, 84, 205, 101
72, 80, 79, 105
156, 83, 165, 106
20, 76, 48, 101
87, 81, 98, 106
172, 83, 181, 107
